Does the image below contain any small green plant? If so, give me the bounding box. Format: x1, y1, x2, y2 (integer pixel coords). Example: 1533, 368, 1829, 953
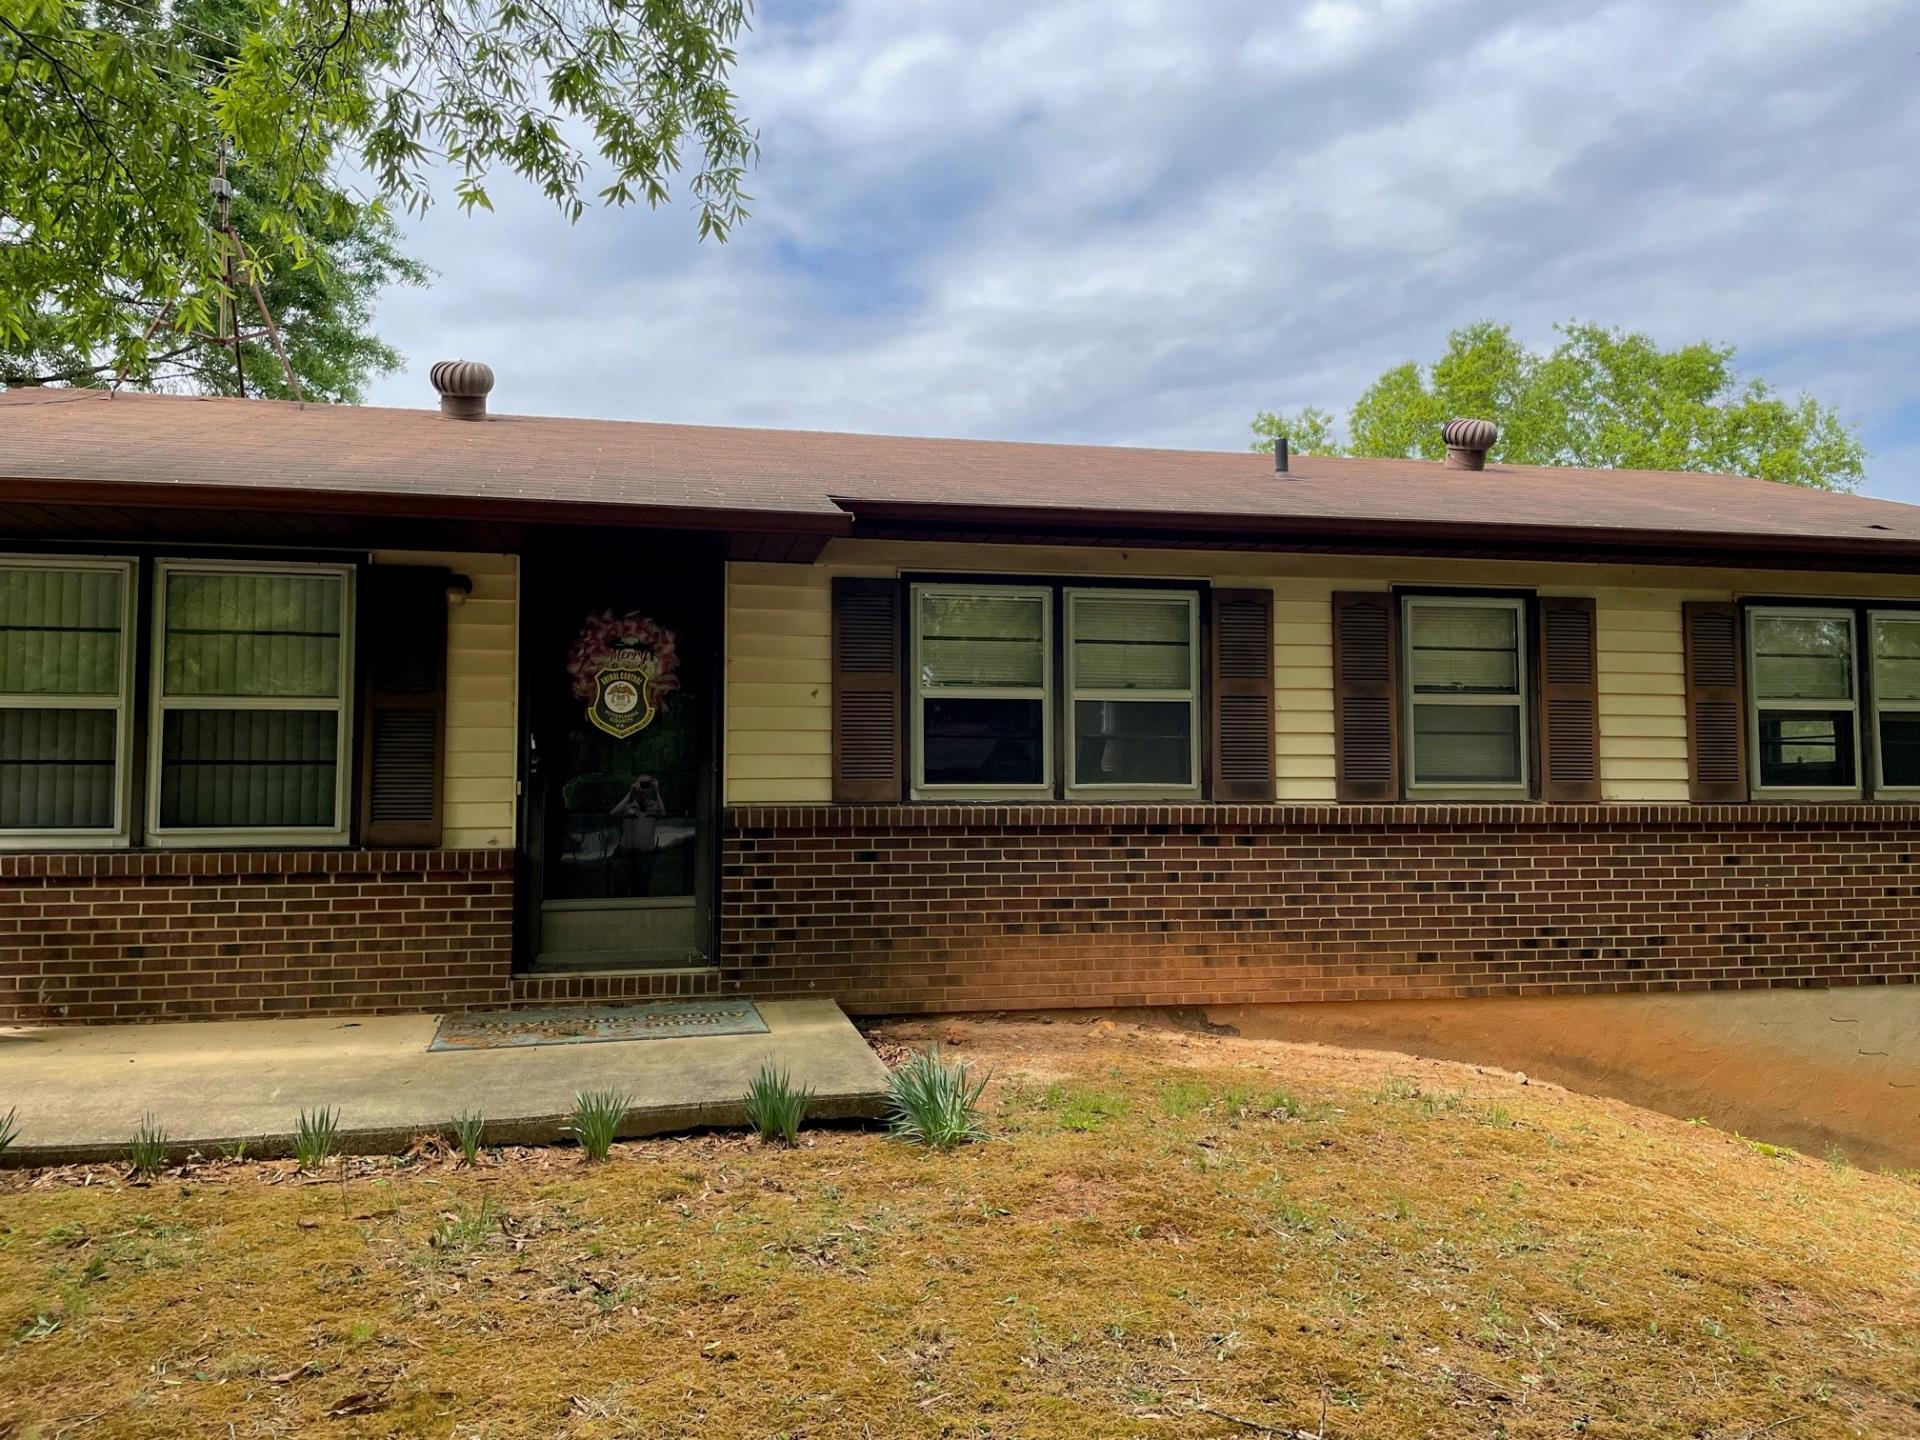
127, 1113, 169, 1179
1371, 1075, 1421, 1104
219, 1137, 251, 1163
293, 1107, 340, 1172
566, 1090, 630, 1162
1257, 1089, 1307, 1120
429, 1196, 501, 1253
885, 1048, 988, 1150
451, 1110, 485, 1166
743, 1062, 812, 1145
0, 1106, 18, 1159
1156, 1080, 1212, 1118
1050, 1085, 1129, 1133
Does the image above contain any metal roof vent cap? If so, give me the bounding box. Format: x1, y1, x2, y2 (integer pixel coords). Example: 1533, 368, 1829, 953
430, 360, 494, 420
1442, 417, 1497, 470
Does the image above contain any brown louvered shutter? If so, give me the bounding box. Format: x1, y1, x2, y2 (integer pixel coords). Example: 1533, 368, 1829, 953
1536, 596, 1601, 801
1683, 601, 1747, 802
358, 566, 448, 846
1209, 588, 1275, 801
831, 577, 903, 803
1332, 591, 1399, 802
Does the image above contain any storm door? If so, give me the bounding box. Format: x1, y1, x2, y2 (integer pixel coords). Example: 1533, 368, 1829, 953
520, 544, 718, 969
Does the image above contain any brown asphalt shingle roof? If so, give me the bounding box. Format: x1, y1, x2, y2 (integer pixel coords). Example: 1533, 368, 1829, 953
5, 387, 1918, 559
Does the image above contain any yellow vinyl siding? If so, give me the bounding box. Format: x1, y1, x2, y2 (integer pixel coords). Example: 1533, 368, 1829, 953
373, 550, 518, 849
725, 564, 834, 805
724, 542, 1920, 807
1591, 593, 1689, 800
1271, 581, 1336, 799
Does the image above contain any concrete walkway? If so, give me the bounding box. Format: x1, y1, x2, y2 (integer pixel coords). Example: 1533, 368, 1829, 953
0, 999, 891, 1166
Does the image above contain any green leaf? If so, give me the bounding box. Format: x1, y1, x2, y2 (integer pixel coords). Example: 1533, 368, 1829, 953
0, 0, 756, 395
1266, 320, 1865, 491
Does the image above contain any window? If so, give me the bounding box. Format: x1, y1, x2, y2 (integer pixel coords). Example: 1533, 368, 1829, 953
905, 580, 1207, 800
148, 561, 354, 843
911, 584, 1051, 797
0, 557, 134, 846
1870, 611, 1920, 794
1747, 607, 1858, 796
1403, 596, 1529, 796
1065, 589, 1199, 796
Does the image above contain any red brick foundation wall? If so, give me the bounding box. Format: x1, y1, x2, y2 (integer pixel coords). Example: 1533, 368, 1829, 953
720, 804, 1920, 1014
0, 849, 513, 1023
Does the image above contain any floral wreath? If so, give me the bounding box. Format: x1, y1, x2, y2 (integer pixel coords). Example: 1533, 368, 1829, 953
566, 610, 681, 710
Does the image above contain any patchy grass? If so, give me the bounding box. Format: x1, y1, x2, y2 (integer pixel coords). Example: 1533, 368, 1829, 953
3, 1016, 1920, 1437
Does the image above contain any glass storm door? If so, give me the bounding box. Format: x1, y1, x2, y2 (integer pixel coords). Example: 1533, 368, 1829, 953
521, 546, 717, 969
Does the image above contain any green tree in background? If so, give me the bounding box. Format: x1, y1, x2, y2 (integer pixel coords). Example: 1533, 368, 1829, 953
1251, 321, 1867, 491
2, 0, 428, 399
0, 0, 754, 390
1248, 403, 1338, 457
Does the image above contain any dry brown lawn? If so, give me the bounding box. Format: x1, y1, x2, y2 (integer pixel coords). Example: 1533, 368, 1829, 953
2, 1014, 1918, 1439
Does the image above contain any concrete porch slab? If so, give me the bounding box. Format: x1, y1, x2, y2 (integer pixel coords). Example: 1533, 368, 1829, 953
0, 999, 891, 1167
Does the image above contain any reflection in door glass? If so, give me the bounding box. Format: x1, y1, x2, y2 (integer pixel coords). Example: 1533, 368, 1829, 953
557, 608, 697, 900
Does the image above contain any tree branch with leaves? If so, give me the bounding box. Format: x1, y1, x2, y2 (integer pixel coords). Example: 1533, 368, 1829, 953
0, 0, 756, 393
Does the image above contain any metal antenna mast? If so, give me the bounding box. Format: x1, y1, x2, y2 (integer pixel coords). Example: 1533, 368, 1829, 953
114, 138, 304, 400
208, 139, 302, 400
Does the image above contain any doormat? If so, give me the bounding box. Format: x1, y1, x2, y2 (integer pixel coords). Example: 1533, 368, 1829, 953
430, 1000, 768, 1051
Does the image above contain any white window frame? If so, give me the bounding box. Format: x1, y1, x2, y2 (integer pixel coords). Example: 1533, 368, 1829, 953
1064, 587, 1201, 800
1868, 609, 1920, 799
909, 582, 1053, 801
0, 554, 136, 850
1745, 605, 1860, 800
1401, 594, 1531, 799
146, 559, 356, 847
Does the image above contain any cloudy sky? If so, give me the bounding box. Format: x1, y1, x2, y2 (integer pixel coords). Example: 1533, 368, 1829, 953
364, 0, 1920, 500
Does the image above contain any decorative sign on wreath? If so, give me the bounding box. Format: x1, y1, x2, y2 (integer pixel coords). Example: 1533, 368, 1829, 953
567, 611, 681, 739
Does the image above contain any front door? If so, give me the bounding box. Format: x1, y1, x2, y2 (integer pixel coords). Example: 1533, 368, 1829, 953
520, 542, 718, 970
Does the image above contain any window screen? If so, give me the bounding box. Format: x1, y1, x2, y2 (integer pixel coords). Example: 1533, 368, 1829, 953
151, 564, 351, 837
1066, 591, 1198, 792
1748, 609, 1858, 795
1404, 598, 1529, 795
1871, 613, 1920, 792
912, 587, 1050, 793
0, 559, 130, 838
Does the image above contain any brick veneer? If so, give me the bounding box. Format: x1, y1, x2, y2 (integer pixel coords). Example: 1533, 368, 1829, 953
0, 849, 514, 1023
720, 803, 1920, 1014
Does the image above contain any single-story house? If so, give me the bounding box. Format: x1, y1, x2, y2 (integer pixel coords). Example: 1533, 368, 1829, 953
4, 372, 1920, 1025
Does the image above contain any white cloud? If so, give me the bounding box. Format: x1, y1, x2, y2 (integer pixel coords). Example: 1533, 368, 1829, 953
365, 0, 1920, 497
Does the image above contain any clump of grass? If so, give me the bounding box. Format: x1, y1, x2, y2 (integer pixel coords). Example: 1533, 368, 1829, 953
743, 1062, 812, 1145
1371, 1074, 1422, 1104
293, 1107, 340, 1172
0, 1106, 18, 1159
1049, 1085, 1130, 1133
885, 1048, 987, 1150
566, 1090, 630, 1162
1157, 1079, 1212, 1118
127, 1113, 168, 1179
451, 1110, 485, 1166
1258, 1089, 1305, 1119
430, 1196, 501, 1253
